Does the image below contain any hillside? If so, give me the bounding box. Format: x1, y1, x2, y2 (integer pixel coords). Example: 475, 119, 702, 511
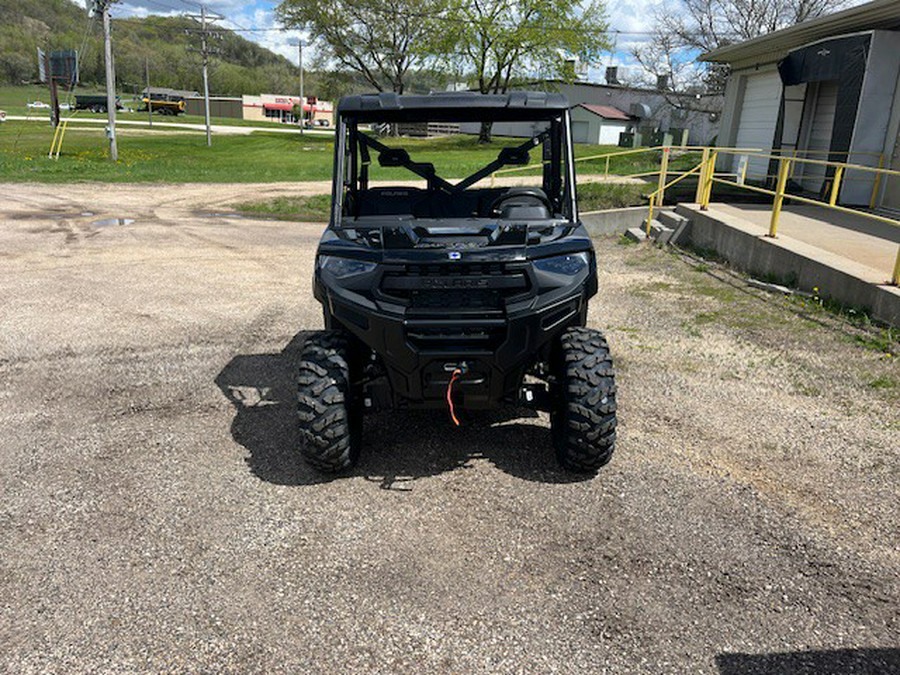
0, 0, 302, 95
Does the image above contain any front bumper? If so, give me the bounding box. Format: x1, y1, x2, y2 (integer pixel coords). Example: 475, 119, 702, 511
316, 256, 593, 409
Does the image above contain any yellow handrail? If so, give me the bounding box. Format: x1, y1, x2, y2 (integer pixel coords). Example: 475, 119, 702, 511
489, 144, 763, 185
697, 148, 900, 285
485, 139, 900, 285
645, 162, 704, 235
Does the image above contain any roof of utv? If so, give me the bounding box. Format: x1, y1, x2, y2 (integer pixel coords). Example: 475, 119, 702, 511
337, 91, 570, 123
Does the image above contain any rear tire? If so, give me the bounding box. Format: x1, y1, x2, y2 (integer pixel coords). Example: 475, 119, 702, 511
550, 327, 617, 472
296, 330, 361, 472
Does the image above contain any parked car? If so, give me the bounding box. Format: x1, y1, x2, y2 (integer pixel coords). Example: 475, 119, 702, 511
27, 101, 51, 110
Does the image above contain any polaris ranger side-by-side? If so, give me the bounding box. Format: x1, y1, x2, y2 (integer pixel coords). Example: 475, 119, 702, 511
298, 91, 617, 473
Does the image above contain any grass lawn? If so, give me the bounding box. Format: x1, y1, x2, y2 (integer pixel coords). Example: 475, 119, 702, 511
233, 181, 650, 222
1, 110, 695, 187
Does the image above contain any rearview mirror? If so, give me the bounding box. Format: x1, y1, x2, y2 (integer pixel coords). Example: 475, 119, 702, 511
378, 148, 411, 167
498, 147, 530, 166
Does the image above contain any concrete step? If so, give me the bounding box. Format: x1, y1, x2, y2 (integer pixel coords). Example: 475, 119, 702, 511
659, 210, 692, 245
644, 219, 675, 245
658, 210, 689, 230
624, 226, 648, 242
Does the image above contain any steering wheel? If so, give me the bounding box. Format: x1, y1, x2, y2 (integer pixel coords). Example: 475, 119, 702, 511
489, 187, 553, 216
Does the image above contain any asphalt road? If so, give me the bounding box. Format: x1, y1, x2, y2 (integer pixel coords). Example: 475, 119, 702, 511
1, 183, 898, 673
5, 115, 335, 136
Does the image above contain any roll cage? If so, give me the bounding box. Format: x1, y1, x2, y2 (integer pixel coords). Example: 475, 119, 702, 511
329, 93, 578, 226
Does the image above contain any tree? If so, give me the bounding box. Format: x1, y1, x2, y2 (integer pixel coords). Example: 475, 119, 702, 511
437, 0, 610, 142
276, 0, 444, 95
632, 0, 854, 97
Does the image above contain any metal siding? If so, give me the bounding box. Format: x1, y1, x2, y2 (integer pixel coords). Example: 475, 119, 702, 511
572, 120, 590, 144
734, 71, 783, 179
800, 81, 839, 193
884, 124, 900, 211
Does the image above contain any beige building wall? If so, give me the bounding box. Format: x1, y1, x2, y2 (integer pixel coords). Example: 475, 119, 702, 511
242, 95, 265, 122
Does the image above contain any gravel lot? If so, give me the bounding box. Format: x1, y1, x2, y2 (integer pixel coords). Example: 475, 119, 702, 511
1, 183, 898, 673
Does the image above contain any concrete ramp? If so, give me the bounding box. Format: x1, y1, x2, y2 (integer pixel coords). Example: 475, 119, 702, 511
676, 203, 900, 325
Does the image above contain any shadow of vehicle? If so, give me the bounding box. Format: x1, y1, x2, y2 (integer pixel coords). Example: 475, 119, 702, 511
716, 648, 900, 675
215, 332, 595, 488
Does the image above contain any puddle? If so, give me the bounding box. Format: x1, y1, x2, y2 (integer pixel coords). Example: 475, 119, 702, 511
92, 218, 135, 227
10, 211, 84, 220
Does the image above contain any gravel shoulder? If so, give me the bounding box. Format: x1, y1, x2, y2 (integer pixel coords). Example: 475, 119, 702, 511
0, 183, 897, 673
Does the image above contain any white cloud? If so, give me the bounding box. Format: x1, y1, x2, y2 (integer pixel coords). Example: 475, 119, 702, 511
99, 0, 315, 64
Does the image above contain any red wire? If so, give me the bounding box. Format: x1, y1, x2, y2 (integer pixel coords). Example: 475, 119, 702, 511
446, 368, 462, 426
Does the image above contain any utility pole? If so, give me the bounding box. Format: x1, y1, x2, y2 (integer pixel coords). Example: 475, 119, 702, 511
93, 0, 118, 161
186, 5, 223, 147
298, 40, 304, 134
145, 57, 152, 127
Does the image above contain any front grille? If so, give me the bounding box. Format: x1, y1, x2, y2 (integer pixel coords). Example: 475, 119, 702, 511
405, 320, 507, 351
380, 262, 529, 315
409, 288, 502, 311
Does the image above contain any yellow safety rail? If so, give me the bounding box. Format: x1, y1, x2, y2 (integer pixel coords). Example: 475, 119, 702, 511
645, 161, 704, 235
696, 149, 900, 285
491, 145, 701, 186
491, 145, 762, 190
489, 140, 900, 286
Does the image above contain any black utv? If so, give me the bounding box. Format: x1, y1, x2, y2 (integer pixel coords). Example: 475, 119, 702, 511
298, 91, 616, 473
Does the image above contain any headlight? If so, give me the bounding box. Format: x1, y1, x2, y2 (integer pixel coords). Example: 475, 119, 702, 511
533, 252, 589, 276
318, 255, 377, 279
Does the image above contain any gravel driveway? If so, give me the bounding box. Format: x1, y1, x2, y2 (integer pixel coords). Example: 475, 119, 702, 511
1, 183, 897, 673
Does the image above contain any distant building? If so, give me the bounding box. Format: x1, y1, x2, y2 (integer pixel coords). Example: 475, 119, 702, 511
184, 96, 242, 118
703, 0, 900, 208
242, 94, 334, 125
525, 79, 722, 146
181, 93, 334, 125
570, 104, 632, 145
455, 79, 721, 145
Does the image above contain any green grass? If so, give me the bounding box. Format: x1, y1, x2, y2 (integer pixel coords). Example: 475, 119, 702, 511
1, 84, 693, 184
233, 194, 332, 221
867, 374, 897, 391
233, 182, 648, 222
0, 122, 336, 183
0, 117, 674, 187
578, 181, 648, 210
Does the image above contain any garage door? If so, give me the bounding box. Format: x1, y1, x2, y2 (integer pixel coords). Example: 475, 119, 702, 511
883, 125, 900, 214
572, 120, 590, 144
598, 122, 625, 145
799, 81, 839, 194
734, 71, 783, 180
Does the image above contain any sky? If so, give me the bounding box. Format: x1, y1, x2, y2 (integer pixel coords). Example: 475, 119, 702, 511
90, 0, 666, 80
